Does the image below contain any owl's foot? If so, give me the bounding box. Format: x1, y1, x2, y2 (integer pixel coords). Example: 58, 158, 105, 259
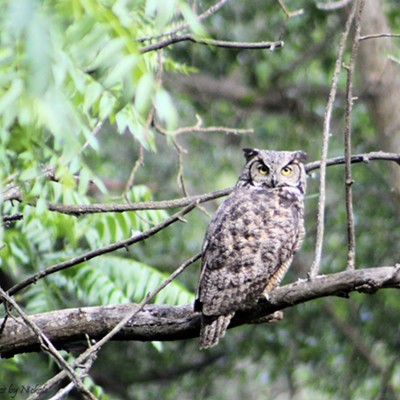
248, 311, 284, 325
257, 293, 272, 306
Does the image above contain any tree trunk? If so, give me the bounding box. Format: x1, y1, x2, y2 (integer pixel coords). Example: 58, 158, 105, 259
358, 0, 400, 198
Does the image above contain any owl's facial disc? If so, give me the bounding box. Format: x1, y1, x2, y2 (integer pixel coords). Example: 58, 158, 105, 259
251, 159, 301, 189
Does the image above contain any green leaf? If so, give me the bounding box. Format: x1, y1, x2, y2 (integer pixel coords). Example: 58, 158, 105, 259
103, 55, 138, 89
154, 89, 178, 130
180, 3, 207, 36
98, 92, 116, 120
0, 78, 24, 116
88, 37, 125, 70
155, 0, 177, 30
134, 72, 155, 114
66, 256, 195, 306
83, 81, 103, 112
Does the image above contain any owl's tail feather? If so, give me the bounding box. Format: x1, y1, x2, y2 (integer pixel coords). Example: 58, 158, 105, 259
199, 312, 234, 349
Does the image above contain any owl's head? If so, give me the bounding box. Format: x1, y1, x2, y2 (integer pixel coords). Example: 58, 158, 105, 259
238, 148, 307, 193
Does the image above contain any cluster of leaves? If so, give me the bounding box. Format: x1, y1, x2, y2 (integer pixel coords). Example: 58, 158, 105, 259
0, 0, 201, 387
0, 3, 208, 399
0, 0, 199, 303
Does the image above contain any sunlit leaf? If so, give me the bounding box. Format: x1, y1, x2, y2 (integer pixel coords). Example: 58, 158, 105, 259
134, 72, 155, 114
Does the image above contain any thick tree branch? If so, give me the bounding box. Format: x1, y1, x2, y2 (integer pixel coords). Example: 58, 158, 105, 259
1, 266, 399, 358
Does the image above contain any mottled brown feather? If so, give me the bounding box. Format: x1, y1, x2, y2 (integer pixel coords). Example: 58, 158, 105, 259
195, 149, 307, 348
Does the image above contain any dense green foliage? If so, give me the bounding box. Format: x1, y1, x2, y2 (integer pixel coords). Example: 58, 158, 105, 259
1, 0, 400, 399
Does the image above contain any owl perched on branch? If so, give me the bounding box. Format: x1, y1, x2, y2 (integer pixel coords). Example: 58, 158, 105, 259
194, 148, 307, 349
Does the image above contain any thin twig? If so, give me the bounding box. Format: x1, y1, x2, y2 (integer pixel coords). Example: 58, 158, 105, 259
0, 287, 96, 400
4, 203, 198, 300
305, 152, 400, 173
3, 213, 23, 227
171, 136, 211, 217
344, 0, 365, 270
276, 0, 304, 17
140, 34, 284, 53
172, 137, 189, 196
309, 1, 358, 278
359, 33, 400, 41
137, 0, 229, 43
81, 120, 104, 152
124, 144, 144, 194
155, 115, 253, 136
48, 345, 99, 400
316, 0, 352, 10
26, 252, 202, 400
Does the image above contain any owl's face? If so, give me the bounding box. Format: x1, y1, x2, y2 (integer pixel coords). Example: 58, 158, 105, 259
238, 148, 307, 193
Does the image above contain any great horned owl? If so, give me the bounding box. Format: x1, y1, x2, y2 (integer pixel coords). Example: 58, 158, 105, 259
194, 148, 307, 349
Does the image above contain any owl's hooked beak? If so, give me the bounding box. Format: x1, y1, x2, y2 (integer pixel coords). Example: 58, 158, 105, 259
271, 175, 278, 187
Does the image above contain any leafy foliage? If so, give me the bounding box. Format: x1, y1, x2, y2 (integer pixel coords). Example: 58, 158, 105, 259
65, 255, 194, 307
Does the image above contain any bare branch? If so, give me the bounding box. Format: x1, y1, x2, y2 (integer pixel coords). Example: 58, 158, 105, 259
310, 1, 358, 278
155, 115, 253, 136
123, 144, 144, 194
359, 33, 400, 41
4, 203, 199, 300
2, 265, 399, 358
344, 0, 365, 270
140, 34, 284, 53
316, 0, 352, 10
46, 187, 231, 216
305, 151, 400, 172
277, 0, 304, 18
172, 136, 189, 197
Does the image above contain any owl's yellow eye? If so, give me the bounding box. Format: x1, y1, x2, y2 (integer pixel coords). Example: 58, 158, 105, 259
258, 165, 269, 175
281, 166, 293, 176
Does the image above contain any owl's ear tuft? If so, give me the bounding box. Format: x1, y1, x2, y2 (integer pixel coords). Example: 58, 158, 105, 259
292, 150, 307, 163
242, 148, 260, 163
